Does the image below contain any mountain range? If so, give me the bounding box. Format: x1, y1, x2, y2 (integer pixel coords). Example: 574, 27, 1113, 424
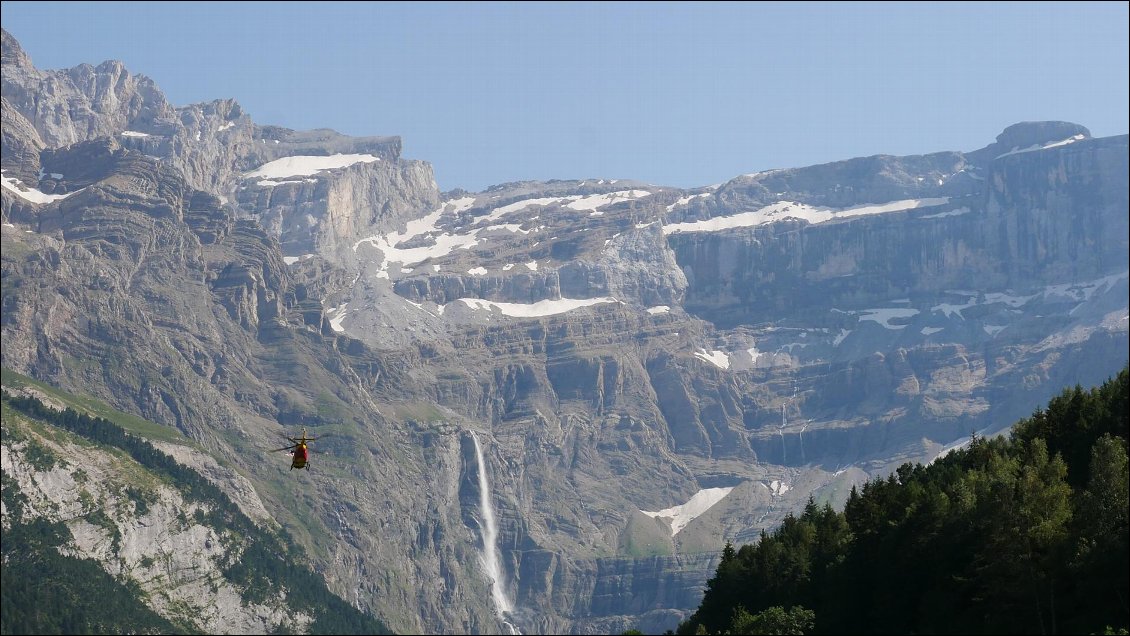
2, 27, 1127, 634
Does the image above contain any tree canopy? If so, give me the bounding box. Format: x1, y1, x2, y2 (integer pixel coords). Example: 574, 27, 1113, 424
677, 366, 1129, 635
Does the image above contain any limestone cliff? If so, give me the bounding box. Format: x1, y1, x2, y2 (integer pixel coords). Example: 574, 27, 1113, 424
2, 26, 1127, 635
0, 381, 386, 634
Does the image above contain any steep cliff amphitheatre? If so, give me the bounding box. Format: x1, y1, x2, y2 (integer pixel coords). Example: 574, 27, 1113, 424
2, 27, 1127, 634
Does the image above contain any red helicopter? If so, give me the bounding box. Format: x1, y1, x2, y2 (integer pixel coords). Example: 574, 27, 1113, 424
271, 428, 324, 470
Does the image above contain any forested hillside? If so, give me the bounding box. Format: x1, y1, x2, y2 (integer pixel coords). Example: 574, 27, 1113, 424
0, 386, 391, 635
677, 366, 1129, 635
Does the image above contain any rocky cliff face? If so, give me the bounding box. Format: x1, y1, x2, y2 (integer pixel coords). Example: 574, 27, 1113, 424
236, 154, 438, 261
2, 27, 1127, 635
1, 391, 311, 634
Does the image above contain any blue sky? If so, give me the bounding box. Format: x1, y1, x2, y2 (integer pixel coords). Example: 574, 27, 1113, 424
2, 1, 1127, 193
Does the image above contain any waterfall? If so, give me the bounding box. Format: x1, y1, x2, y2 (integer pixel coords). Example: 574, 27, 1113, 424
799, 419, 810, 465
778, 404, 787, 464
470, 431, 520, 635
779, 384, 798, 464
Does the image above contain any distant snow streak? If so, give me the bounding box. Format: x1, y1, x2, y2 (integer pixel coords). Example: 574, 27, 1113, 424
1, 172, 76, 204
662, 198, 950, 234
480, 190, 651, 222
996, 134, 1086, 159
858, 307, 919, 330
641, 487, 735, 536
327, 304, 349, 332
352, 204, 477, 270
695, 349, 730, 369
243, 153, 380, 179
564, 190, 651, 211
455, 296, 619, 318
349, 197, 510, 277
666, 192, 712, 211
482, 196, 570, 222
767, 480, 790, 496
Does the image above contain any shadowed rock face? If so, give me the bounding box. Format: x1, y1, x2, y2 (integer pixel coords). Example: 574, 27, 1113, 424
3, 27, 1127, 635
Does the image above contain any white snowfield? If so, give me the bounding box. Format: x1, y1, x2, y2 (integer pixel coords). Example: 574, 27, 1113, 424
662, 197, 950, 234
478, 190, 652, 224
695, 349, 730, 369
564, 190, 651, 211
928, 271, 1129, 320
666, 192, 712, 211
641, 487, 735, 536
996, 134, 1086, 159
480, 196, 567, 222
984, 324, 1007, 336
120, 130, 150, 137
646, 305, 671, 315
444, 196, 477, 212
858, 307, 920, 330
352, 198, 479, 273
243, 153, 380, 179
765, 480, 791, 496
453, 296, 619, 318
326, 304, 349, 332
1, 171, 77, 204
747, 345, 764, 364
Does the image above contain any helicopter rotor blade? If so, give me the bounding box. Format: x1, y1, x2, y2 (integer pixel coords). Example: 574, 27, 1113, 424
269, 445, 297, 452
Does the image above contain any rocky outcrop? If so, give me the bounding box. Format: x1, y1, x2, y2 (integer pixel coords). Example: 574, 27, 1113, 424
558, 223, 689, 307
967, 120, 1092, 163
236, 155, 438, 260
983, 134, 1128, 285
672, 135, 1128, 328
0, 95, 44, 187
1, 29, 176, 149
1, 411, 313, 634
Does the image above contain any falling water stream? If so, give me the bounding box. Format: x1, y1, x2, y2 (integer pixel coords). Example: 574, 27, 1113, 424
470, 430, 521, 635
778, 403, 787, 464
779, 384, 798, 464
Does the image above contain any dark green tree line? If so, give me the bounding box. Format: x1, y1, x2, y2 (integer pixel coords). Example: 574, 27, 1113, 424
677, 366, 1129, 635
